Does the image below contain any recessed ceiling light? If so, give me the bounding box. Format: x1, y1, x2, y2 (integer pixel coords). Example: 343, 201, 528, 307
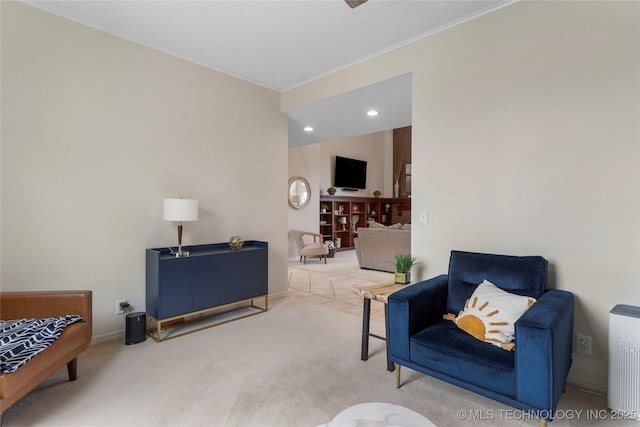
304, 126, 314, 132
367, 110, 379, 117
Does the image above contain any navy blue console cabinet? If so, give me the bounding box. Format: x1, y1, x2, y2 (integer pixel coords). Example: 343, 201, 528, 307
146, 241, 268, 341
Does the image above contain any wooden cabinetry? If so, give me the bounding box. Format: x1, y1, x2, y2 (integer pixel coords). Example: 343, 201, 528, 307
146, 241, 268, 341
320, 196, 402, 251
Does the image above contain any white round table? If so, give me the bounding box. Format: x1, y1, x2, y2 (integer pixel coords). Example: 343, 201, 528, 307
319, 402, 436, 427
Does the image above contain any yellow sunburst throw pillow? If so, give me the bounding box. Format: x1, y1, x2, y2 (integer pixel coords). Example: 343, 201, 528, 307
443, 279, 537, 351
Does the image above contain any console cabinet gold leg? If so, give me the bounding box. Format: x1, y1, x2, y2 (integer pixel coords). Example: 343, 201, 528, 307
147, 295, 268, 342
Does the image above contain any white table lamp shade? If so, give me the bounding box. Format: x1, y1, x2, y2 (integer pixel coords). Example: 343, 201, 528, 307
163, 198, 198, 222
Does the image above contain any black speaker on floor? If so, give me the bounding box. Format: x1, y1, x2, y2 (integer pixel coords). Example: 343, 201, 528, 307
125, 312, 146, 345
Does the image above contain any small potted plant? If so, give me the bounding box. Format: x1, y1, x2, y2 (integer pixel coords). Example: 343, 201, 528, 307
321, 203, 329, 213
327, 187, 337, 196
373, 190, 382, 198
394, 254, 416, 284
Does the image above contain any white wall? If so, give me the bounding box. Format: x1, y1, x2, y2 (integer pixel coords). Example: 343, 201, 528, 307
282, 1, 640, 392
1, 2, 289, 341
287, 131, 392, 257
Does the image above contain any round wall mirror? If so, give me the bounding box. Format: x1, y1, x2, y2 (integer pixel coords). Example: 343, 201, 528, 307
288, 176, 311, 209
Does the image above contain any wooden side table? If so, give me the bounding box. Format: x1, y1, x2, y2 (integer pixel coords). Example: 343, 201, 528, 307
352, 283, 408, 371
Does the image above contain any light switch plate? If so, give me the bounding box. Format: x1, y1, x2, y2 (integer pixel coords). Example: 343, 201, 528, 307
420, 211, 429, 225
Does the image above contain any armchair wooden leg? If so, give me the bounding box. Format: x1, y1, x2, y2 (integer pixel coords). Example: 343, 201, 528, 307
539, 418, 547, 427
303, 256, 307, 264
67, 357, 78, 381
395, 363, 401, 389
324, 255, 327, 264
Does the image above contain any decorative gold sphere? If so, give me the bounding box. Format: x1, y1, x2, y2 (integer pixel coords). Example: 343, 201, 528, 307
229, 235, 244, 250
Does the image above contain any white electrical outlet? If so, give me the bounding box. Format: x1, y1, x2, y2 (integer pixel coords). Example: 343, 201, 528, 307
115, 299, 127, 315
577, 333, 592, 356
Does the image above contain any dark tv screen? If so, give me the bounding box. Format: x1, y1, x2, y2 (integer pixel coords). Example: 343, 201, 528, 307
334, 156, 367, 189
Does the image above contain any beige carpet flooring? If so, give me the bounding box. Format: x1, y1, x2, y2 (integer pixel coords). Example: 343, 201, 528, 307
3, 251, 633, 426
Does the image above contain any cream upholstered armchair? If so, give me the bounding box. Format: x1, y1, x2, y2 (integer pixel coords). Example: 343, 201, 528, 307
291, 229, 329, 264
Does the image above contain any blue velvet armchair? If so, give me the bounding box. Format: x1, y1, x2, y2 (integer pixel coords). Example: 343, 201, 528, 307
388, 251, 574, 427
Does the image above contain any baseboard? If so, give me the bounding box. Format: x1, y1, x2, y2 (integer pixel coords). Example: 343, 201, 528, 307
89, 292, 290, 346
269, 290, 290, 299
91, 329, 124, 346
566, 375, 607, 396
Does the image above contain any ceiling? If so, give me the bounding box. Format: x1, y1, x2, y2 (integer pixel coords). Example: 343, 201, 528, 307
287, 73, 412, 146
23, 0, 512, 145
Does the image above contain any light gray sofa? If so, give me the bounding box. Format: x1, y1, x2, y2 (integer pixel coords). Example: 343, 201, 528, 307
354, 226, 411, 272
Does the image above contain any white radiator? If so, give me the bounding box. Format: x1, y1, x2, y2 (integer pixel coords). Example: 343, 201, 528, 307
608, 304, 640, 421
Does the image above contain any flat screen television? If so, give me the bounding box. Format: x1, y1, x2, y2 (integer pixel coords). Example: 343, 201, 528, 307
334, 156, 367, 190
